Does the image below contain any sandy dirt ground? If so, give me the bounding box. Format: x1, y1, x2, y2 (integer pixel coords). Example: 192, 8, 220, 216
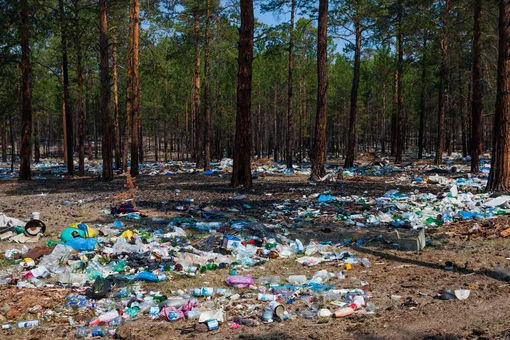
0, 167, 509, 340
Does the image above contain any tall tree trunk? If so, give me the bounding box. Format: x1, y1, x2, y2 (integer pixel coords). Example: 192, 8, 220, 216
471, 0, 483, 173
60, 0, 73, 176
9, 108, 14, 172
153, 72, 158, 162
33, 112, 40, 162
112, 21, 122, 170
204, 0, 212, 169
85, 73, 92, 159
381, 84, 387, 153
273, 83, 278, 162
395, 4, 404, 164
1, 116, 7, 162
435, 0, 450, 165
310, 0, 328, 180
123, 5, 133, 173
130, 0, 140, 177
299, 81, 303, 162
487, 0, 510, 192
194, 12, 202, 169
344, 17, 361, 168
164, 79, 169, 162
73, 0, 85, 175
286, 0, 295, 169
20, 0, 32, 180
418, 38, 427, 159
231, 0, 254, 188
138, 87, 143, 162
460, 68, 468, 158
390, 54, 397, 156
100, 0, 113, 180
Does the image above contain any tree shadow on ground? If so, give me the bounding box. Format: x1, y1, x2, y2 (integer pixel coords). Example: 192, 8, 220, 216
352, 245, 510, 283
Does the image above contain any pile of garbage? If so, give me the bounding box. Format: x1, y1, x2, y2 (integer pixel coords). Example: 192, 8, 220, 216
0, 210, 377, 336
261, 180, 510, 232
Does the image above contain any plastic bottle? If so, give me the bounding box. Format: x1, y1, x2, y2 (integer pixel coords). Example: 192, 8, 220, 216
350, 296, 365, 310
75, 326, 106, 338
360, 258, 371, 268
114, 260, 127, 272
17, 320, 40, 328
29, 277, 43, 288
287, 275, 307, 285
257, 293, 278, 301
194, 222, 222, 231
310, 270, 330, 284
334, 307, 354, 318
74, 327, 89, 338
257, 276, 281, 286
89, 310, 120, 326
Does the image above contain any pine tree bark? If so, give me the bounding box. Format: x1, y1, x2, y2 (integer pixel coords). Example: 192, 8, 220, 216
1, 116, 7, 162
100, 0, 113, 180
487, 0, 510, 192
460, 67, 467, 158
435, 0, 450, 165
311, 0, 328, 180
112, 22, 122, 170
60, 0, 73, 176
273, 83, 278, 162
204, 0, 212, 170
231, 0, 254, 188
471, 0, 483, 173
344, 17, 361, 168
130, 0, 140, 177
138, 86, 143, 162
20, 0, 32, 180
153, 65, 158, 162
395, 5, 404, 164
33, 112, 40, 162
193, 11, 203, 169
418, 38, 427, 159
286, 0, 295, 169
9, 109, 14, 172
73, 0, 85, 175
123, 4, 134, 173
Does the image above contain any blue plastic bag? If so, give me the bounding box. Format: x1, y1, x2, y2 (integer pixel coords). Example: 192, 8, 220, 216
66, 237, 98, 251
136, 271, 159, 282
318, 194, 335, 203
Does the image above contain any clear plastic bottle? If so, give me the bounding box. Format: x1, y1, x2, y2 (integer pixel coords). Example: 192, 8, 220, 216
360, 258, 371, 268
17, 320, 40, 328
257, 276, 281, 286
89, 310, 119, 326
287, 275, 307, 285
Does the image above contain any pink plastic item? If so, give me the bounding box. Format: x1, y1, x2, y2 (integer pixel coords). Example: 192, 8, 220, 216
225, 274, 254, 288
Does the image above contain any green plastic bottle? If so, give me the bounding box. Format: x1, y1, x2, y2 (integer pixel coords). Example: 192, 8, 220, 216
206, 263, 218, 271
114, 260, 127, 272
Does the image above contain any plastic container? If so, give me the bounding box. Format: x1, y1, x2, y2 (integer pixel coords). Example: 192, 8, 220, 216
256, 275, 281, 286
287, 275, 307, 285
89, 310, 120, 326
17, 320, 40, 328
225, 274, 254, 288
257, 293, 278, 301
350, 296, 365, 310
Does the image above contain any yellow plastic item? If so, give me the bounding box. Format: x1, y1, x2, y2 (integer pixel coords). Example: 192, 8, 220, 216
120, 230, 134, 239
69, 222, 98, 238
345, 263, 352, 270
